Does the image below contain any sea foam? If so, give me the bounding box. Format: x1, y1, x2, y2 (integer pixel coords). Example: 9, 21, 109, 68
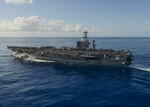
14, 53, 55, 63
130, 64, 150, 72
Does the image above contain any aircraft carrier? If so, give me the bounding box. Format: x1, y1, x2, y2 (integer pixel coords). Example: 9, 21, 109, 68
7, 31, 133, 67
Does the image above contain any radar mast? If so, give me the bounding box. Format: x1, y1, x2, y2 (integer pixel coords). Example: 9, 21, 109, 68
83, 31, 88, 39
76, 31, 90, 50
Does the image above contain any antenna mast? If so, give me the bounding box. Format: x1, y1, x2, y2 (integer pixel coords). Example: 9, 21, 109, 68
83, 31, 88, 39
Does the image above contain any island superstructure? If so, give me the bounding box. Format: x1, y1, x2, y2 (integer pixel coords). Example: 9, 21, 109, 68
7, 31, 132, 67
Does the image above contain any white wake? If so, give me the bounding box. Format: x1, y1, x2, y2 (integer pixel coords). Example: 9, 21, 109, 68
25, 56, 55, 63
13, 53, 55, 63
130, 64, 150, 72
135, 68, 150, 72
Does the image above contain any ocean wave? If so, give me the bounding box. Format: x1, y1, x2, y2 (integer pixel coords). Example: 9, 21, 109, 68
130, 64, 150, 72
14, 53, 55, 63
136, 68, 150, 72
25, 57, 55, 63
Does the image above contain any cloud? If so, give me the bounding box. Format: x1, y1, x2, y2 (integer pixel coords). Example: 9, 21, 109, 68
4, 0, 33, 4
0, 16, 101, 36
144, 22, 150, 26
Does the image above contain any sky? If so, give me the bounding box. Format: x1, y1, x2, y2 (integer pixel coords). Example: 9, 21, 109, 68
0, 0, 150, 37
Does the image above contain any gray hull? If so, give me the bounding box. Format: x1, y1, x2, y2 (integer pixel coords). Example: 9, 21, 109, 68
7, 31, 132, 67
12, 52, 130, 67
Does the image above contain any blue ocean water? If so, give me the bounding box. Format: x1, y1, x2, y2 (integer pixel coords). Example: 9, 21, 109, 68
0, 37, 150, 107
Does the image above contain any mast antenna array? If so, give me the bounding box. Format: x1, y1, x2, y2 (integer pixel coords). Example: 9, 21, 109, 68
83, 31, 88, 39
